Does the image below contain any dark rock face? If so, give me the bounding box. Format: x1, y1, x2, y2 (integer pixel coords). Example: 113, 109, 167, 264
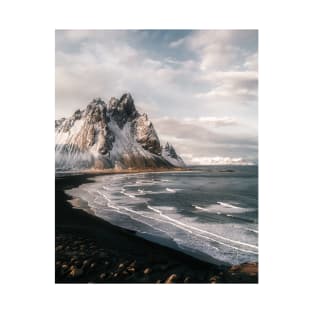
135, 113, 162, 155
108, 93, 139, 128
107, 97, 118, 111
56, 99, 114, 156
55, 93, 185, 170
73, 110, 82, 120
55, 118, 65, 128
164, 142, 178, 158
161, 142, 185, 167
85, 99, 107, 124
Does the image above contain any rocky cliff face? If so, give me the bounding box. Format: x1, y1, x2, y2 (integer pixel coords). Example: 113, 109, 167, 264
162, 142, 185, 168
55, 93, 185, 171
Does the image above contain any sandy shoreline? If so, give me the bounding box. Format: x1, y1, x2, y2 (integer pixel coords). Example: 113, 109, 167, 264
55, 172, 258, 283
56, 167, 190, 177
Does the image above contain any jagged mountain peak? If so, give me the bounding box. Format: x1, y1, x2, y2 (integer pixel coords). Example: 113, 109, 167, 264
108, 93, 138, 128
119, 92, 134, 107
90, 97, 106, 105
162, 142, 185, 167
164, 142, 177, 157
55, 93, 185, 171
107, 93, 135, 112
108, 97, 118, 110
135, 113, 161, 155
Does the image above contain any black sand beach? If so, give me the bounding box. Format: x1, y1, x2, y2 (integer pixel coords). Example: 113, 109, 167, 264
55, 173, 258, 283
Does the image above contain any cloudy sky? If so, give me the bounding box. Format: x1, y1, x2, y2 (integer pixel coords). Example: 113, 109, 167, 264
55, 30, 258, 165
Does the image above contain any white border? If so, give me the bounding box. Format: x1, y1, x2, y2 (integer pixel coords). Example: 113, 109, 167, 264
1, 1, 313, 312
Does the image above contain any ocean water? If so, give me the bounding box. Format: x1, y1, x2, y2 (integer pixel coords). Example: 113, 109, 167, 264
65, 166, 258, 265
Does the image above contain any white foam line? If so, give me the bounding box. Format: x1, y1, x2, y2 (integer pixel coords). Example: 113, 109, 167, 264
245, 227, 259, 234
102, 186, 112, 191
146, 206, 258, 255
147, 205, 258, 252
137, 189, 169, 195
121, 184, 140, 188
93, 195, 106, 206
184, 225, 258, 255
97, 191, 119, 209
96, 191, 258, 254
217, 201, 243, 210
194, 205, 236, 217
96, 191, 193, 237
98, 191, 210, 240
193, 205, 245, 220
106, 207, 170, 237
166, 188, 176, 193
120, 190, 136, 199
193, 205, 210, 212
135, 180, 156, 185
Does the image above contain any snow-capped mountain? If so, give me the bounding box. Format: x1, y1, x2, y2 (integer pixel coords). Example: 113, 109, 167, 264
55, 93, 185, 171
162, 142, 185, 168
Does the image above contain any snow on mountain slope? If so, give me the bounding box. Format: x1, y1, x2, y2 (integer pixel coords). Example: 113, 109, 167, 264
162, 142, 185, 168
55, 93, 185, 171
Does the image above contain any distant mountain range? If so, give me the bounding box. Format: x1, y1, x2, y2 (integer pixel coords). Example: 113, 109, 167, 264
55, 93, 185, 171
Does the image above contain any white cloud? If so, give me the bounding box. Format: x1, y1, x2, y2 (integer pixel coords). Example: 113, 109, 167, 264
195, 85, 257, 100
209, 70, 258, 81
151, 116, 257, 164
170, 31, 258, 109
181, 155, 255, 165
195, 69, 258, 105
182, 30, 257, 71
55, 30, 258, 164
157, 116, 237, 127
198, 116, 234, 124
244, 53, 258, 70
61, 30, 96, 42
169, 37, 185, 48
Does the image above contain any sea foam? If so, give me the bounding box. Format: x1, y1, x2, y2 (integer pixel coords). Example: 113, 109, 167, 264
65, 168, 258, 265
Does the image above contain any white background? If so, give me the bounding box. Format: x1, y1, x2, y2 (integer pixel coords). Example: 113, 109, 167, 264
0, 0, 312, 312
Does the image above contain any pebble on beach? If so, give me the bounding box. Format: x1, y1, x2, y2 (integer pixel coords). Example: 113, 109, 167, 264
165, 274, 177, 283
55, 232, 258, 283
69, 266, 84, 278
